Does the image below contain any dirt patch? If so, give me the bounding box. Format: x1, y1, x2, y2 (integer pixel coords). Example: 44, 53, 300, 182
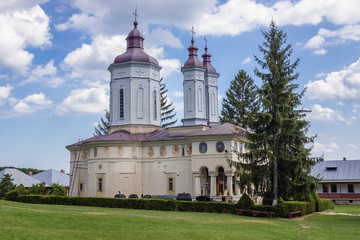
1, 205, 50, 213
85, 212, 110, 215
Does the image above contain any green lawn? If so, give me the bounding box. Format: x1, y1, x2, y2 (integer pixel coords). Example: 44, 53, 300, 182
1, 200, 359, 240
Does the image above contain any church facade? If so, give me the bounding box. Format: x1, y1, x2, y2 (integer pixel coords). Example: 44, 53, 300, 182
67, 19, 247, 201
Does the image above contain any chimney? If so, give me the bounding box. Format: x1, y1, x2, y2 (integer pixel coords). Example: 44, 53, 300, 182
61, 169, 65, 173
28, 171, 33, 176
319, 157, 324, 162
343, 157, 346, 161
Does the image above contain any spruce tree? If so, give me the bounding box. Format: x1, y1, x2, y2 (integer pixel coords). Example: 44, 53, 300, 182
94, 109, 110, 136
160, 78, 177, 128
220, 69, 258, 130
229, 21, 316, 205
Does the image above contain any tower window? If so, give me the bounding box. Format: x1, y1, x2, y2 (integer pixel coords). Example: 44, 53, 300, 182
198, 88, 202, 112
137, 87, 144, 119
98, 177, 103, 192
153, 90, 157, 119
120, 89, 124, 118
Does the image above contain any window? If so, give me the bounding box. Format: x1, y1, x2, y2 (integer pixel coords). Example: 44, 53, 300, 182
153, 90, 157, 119
168, 178, 174, 191
211, 93, 215, 115
98, 177, 103, 192
348, 184, 354, 193
182, 147, 185, 156
79, 183, 84, 192
198, 88, 202, 111
331, 184, 337, 193
188, 88, 192, 111
119, 89, 124, 118
322, 184, 328, 193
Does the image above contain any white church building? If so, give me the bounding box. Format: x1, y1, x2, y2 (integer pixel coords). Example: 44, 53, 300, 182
67, 18, 247, 201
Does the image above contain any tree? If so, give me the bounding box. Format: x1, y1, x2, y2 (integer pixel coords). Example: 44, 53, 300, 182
0, 174, 15, 198
160, 78, 177, 128
229, 21, 316, 205
220, 69, 259, 130
94, 109, 110, 136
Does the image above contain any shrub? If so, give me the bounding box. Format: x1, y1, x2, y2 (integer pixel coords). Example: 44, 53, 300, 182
280, 201, 312, 215
236, 193, 254, 209
5, 184, 28, 201
28, 183, 45, 195
0, 174, 15, 199
262, 191, 273, 205
50, 184, 66, 196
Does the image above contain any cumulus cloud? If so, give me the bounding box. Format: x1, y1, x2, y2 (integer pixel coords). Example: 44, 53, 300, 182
11, 92, 53, 114
147, 28, 183, 48
312, 142, 339, 153
308, 104, 345, 122
62, 35, 126, 81
172, 91, 183, 97
0, 84, 13, 105
0, 3, 51, 73
306, 58, 360, 102
159, 59, 181, 78
56, 87, 109, 115
21, 60, 64, 88
242, 57, 251, 65
305, 25, 360, 54
346, 144, 358, 149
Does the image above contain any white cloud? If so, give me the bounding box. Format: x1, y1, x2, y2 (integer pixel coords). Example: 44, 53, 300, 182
172, 91, 183, 98
62, 35, 126, 81
306, 58, 360, 102
305, 25, 360, 54
346, 144, 358, 149
21, 60, 64, 88
147, 28, 183, 48
159, 59, 181, 79
0, 84, 13, 105
312, 142, 339, 153
0, 3, 51, 73
56, 87, 108, 115
308, 104, 345, 122
12, 92, 53, 114
242, 57, 251, 65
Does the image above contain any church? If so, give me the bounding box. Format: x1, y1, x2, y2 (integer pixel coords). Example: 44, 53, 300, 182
66, 17, 247, 202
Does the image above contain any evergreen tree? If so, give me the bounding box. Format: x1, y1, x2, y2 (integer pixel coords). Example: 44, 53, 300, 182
220, 69, 259, 130
94, 109, 110, 136
0, 174, 15, 198
160, 78, 177, 128
229, 21, 316, 205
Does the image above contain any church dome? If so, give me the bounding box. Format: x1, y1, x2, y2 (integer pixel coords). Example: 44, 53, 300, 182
183, 39, 203, 68
114, 21, 159, 65
202, 46, 217, 74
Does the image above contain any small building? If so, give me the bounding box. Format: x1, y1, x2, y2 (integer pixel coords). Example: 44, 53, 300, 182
311, 159, 360, 204
0, 168, 41, 188
32, 169, 70, 194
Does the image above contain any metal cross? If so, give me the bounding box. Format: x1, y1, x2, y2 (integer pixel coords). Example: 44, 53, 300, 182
204, 35, 207, 48
133, 5, 138, 22
190, 26, 195, 40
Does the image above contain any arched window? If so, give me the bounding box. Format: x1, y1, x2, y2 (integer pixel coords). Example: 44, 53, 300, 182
188, 87, 192, 111
211, 93, 215, 115
153, 90, 157, 119
137, 87, 144, 118
119, 89, 124, 118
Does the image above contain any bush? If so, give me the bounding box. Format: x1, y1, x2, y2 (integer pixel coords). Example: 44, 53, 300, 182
280, 201, 312, 215
0, 174, 15, 199
236, 193, 254, 209
28, 183, 45, 195
50, 184, 66, 196
5, 184, 29, 201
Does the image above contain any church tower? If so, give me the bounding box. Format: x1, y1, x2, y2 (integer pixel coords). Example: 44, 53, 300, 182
202, 40, 220, 126
107, 15, 162, 134
181, 29, 207, 126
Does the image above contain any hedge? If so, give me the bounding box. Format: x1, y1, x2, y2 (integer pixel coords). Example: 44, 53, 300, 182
9, 195, 332, 218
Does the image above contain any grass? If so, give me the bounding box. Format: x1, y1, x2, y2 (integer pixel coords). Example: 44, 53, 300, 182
0, 200, 360, 240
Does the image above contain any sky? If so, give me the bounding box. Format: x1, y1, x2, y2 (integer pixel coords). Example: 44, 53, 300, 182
1, 0, 360, 172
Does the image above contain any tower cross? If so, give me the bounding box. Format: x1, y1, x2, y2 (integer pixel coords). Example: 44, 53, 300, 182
204, 35, 207, 48
133, 5, 138, 22
190, 26, 195, 40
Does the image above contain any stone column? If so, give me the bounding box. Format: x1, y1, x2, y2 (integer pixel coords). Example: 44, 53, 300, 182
235, 176, 241, 195
194, 175, 201, 196
210, 173, 216, 196
226, 174, 233, 196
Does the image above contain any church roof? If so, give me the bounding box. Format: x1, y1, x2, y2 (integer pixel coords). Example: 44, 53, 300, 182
0, 168, 41, 188
202, 46, 217, 74
113, 20, 159, 65
311, 160, 360, 182
183, 39, 203, 68
32, 169, 69, 187
67, 123, 245, 147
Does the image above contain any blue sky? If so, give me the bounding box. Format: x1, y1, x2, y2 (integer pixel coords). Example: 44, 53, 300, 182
1, 0, 360, 172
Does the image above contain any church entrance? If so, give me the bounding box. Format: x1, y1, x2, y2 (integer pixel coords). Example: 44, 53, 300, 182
216, 167, 226, 195
199, 167, 210, 196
